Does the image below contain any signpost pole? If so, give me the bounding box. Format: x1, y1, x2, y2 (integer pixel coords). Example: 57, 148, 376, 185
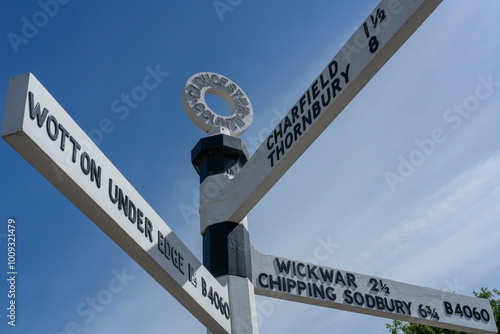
191, 133, 259, 333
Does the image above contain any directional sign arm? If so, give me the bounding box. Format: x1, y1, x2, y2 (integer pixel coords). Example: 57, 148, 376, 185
251, 246, 498, 334
199, 0, 443, 229
2, 73, 231, 334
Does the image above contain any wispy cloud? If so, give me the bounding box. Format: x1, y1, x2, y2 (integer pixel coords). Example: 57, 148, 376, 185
361, 150, 500, 283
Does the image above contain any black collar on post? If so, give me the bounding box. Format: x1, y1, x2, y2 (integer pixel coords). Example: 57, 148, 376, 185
191, 133, 248, 184
192, 133, 252, 279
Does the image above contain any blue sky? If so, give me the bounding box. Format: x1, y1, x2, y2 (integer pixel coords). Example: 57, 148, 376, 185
1, 1, 500, 333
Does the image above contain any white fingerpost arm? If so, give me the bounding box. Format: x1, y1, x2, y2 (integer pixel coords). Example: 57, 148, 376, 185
200, 0, 443, 230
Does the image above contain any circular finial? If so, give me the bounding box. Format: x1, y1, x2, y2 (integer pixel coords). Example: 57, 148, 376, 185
181, 72, 253, 137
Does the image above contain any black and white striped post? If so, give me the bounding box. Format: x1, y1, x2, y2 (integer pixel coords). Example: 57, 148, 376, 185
183, 72, 259, 333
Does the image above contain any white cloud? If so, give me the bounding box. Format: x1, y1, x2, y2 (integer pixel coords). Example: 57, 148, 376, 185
360, 151, 500, 285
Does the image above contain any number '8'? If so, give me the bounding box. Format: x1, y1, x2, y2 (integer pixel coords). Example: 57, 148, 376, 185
369, 36, 379, 53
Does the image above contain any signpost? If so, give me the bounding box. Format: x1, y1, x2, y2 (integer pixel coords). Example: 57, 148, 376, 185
1, 73, 231, 334
2, 0, 498, 333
